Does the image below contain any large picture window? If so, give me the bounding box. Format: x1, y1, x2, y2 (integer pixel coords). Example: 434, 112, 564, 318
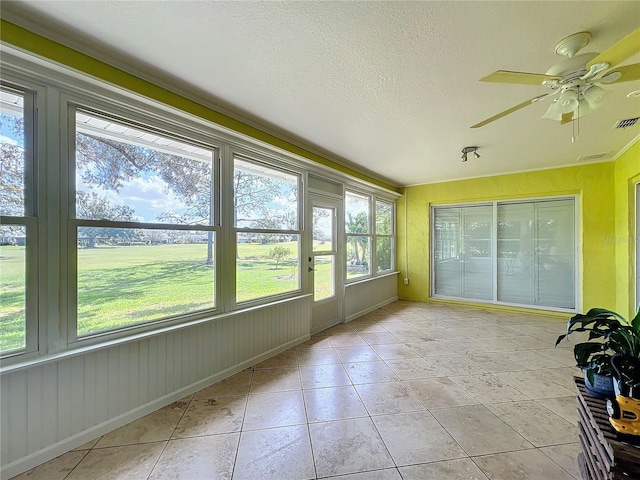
432, 197, 576, 310
0, 86, 36, 355
234, 157, 301, 303
72, 110, 217, 337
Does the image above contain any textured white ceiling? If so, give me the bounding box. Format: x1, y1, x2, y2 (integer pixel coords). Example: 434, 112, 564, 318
3, 1, 639, 186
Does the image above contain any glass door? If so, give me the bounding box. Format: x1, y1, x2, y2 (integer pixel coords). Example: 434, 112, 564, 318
310, 194, 342, 333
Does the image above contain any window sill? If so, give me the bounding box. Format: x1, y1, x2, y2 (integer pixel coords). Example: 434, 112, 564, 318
345, 270, 400, 287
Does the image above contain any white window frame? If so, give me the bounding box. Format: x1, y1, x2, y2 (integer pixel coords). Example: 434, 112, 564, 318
0, 82, 40, 358
231, 152, 304, 307
65, 102, 222, 345
374, 198, 395, 274
345, 190, 396, 283
345, 189, 373, 282
431, 195, 580, 313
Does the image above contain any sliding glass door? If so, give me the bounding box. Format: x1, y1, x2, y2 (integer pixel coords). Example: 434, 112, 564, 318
433, 205, 492, 300
432, 197, 576, 310
497, 199, 575, 308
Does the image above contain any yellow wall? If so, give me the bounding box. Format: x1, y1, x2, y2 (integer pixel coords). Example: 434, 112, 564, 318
397, 160, 623, 314
614, 141, 640, 318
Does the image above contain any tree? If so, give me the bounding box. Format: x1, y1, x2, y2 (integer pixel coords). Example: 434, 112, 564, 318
1, 113, 296, 263
77, 132, 296, 264
312, 208, 330, 244
233, 168, 297, 232
76, 131, 216, 262
346, 211, 369, 266
0, 113, 25, 218
77, 191, 136, 247
268, 245, 291, 270
376, 236, 392, 271
233, 164, 297, 250
375, 206, 392, 271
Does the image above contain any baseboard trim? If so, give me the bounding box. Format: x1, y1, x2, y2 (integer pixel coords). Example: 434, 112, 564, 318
344, 296, 398, 323
310, 317, 340, 335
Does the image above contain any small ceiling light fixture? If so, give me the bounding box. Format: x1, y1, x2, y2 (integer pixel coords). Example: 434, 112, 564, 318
461, 146, 480, 162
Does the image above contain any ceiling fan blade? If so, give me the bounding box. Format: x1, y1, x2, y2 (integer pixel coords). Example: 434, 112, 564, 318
471, 95, 546, 128
561, 112, 573, 125
601, 63, 640, 83
480, 70, 561, 85
587, 27, 640, 70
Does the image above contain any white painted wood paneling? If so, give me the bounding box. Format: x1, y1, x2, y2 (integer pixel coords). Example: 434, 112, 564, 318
0, 296, 311, 479
344, 273, 399, 322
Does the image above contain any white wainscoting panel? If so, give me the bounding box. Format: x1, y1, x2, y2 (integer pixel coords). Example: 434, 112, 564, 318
1, 296, 311, 479
344, 273, 399, 322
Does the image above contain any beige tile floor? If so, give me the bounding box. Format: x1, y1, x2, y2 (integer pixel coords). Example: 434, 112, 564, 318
12, 301, 584, 480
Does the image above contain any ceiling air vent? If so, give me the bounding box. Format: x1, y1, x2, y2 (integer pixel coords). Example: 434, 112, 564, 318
576, 152, 613, 162
614, 117, 639, 129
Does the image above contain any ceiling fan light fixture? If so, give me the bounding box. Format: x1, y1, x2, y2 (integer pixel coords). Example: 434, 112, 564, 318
574, 98, 591, 119
542, 101, 563, 121
583, 84, 606, 109
557, 88, 579, 113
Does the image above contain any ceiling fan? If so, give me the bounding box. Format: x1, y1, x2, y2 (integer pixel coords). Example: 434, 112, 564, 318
471, 28, 640, 128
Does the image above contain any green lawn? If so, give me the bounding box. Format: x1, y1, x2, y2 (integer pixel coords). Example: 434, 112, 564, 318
236, 241, 300, 302
0, 246, 26, 352
76, 243, 216, 335
0, 241, 334, 350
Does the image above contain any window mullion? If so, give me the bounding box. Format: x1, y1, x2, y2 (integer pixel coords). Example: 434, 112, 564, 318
220, 145, 235, 310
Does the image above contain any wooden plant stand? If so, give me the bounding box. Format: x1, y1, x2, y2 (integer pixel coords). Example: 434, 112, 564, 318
575, 376, 640, 479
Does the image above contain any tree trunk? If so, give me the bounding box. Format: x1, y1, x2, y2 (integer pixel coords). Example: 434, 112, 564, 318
353, 239, 361, 264
206, 231, 214, 265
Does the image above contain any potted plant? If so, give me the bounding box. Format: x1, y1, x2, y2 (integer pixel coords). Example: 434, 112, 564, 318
556, 307, 640, 398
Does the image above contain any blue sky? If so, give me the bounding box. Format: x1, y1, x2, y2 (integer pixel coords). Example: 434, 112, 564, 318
76, 167, 192, 224
0, 111, 23, 147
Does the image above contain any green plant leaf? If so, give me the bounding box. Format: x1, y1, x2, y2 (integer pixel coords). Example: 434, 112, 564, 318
573, 342, 606, 364
631, 306, 640, 333
585, 307, 628, 325
555, 334, 567, 347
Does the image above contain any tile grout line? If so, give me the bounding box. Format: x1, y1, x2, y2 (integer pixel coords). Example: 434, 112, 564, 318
145, 392, 196, 479
230, 367, 254, 479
